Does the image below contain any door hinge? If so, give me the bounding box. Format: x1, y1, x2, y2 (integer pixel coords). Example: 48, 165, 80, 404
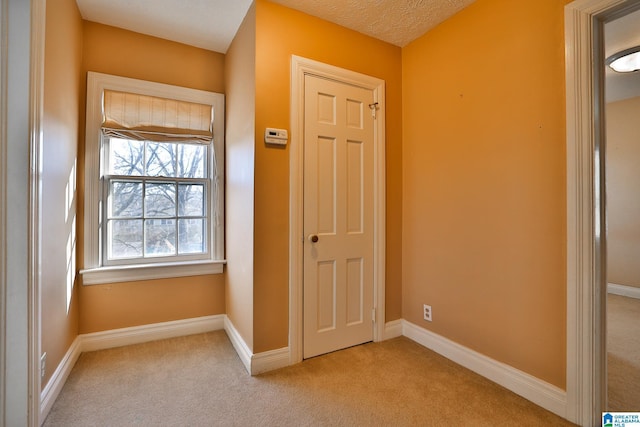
372, 307, 376, 323
369, 102, 378, 119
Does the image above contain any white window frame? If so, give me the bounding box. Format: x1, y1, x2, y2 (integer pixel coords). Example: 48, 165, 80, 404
80, 72, 225, 285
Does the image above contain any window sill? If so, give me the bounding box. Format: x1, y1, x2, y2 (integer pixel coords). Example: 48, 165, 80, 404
79, 260, 225, 285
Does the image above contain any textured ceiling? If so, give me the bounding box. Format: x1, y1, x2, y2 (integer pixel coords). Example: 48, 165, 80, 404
269, 0, 475, 47
76, 0, 476, 53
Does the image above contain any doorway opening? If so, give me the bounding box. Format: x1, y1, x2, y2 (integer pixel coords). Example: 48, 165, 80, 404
565, 0, 640, 424
602, 6, 640, 412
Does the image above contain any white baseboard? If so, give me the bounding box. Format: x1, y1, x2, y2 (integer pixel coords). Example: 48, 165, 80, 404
608, 283, 640, 299
40, 336, 82, 423
252, 347, 290, 375
402, 320, 567, 419
223, 317, 290, 375
82, 314, 225, 352
40, 314, 225, 424
384, 319, 403, 339
223, 316, 252, 374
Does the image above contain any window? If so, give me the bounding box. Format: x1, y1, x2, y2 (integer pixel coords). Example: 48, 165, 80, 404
104, 138, 208, 262
81, 73, 225, 284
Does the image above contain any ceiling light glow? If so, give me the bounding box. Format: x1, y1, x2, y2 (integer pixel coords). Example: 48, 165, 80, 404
607, 46, 640, 73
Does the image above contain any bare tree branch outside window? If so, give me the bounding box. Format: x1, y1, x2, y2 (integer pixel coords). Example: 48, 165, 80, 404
107, 138, 208, 260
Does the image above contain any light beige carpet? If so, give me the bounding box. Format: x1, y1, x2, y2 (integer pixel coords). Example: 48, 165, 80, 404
44, 331, 574, 426
607, 294, 640, 411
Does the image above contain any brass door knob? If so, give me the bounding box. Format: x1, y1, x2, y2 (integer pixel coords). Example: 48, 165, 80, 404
309, 234, 319, 243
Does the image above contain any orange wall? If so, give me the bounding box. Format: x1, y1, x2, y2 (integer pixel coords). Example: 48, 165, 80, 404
606, 96, 640, 288
78, 22, 226, 333
253, 0, 403, 352
225, 4, 257, 350
79, 276, 224, 332
41, 0, 83, 387
81, 22, 225, 93
402, 0, 569, 388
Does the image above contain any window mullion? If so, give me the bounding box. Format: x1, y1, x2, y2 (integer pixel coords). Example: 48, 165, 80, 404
142, 179, 147, 259
102, 176, 109, 266
173, 181, 178, 256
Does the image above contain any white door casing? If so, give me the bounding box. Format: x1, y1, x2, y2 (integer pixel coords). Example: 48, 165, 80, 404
290, 56, 386, 364
303, 75, 374, 358
1, 0, 45, 425
565, 0, 640, 424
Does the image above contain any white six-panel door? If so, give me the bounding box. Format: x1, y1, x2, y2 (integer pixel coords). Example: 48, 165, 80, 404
303, 74, 375, 359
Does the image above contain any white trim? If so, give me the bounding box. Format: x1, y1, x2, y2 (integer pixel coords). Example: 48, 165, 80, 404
81, 314, 224, 353
289, 55, 386, 365
384, 320, 403, 340
251, 347, 290, 375
223, 316, 291, 375
402, 320, 567, 419
29, 1, 46, 425
565, 1, 640, 425
607, 283, 640, 299
0, 0, 8, 421
39, 336, 81, 422
224, 316, 252, 374
83, 72, 225, 279
80, 260, 225, 285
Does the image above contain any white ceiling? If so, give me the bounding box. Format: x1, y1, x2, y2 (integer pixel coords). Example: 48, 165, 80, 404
75, 0, 254, 53
605, 8, 640, 103
75, 0, 475, 53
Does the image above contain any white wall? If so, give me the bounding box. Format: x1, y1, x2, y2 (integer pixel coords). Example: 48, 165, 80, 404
606, 96, 640, 289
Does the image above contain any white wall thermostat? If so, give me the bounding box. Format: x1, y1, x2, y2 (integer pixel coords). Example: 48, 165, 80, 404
265, 128, 288, 146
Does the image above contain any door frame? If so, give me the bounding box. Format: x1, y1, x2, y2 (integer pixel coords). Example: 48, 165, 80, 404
565, 0, 640, 424
289, 55, 386, 364
1, 0, 44, 425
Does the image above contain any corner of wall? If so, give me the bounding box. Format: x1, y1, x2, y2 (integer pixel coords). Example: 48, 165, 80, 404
224, 1, 256, 352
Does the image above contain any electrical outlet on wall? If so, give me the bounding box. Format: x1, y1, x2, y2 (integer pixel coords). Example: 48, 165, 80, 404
423, 304, 432, 322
